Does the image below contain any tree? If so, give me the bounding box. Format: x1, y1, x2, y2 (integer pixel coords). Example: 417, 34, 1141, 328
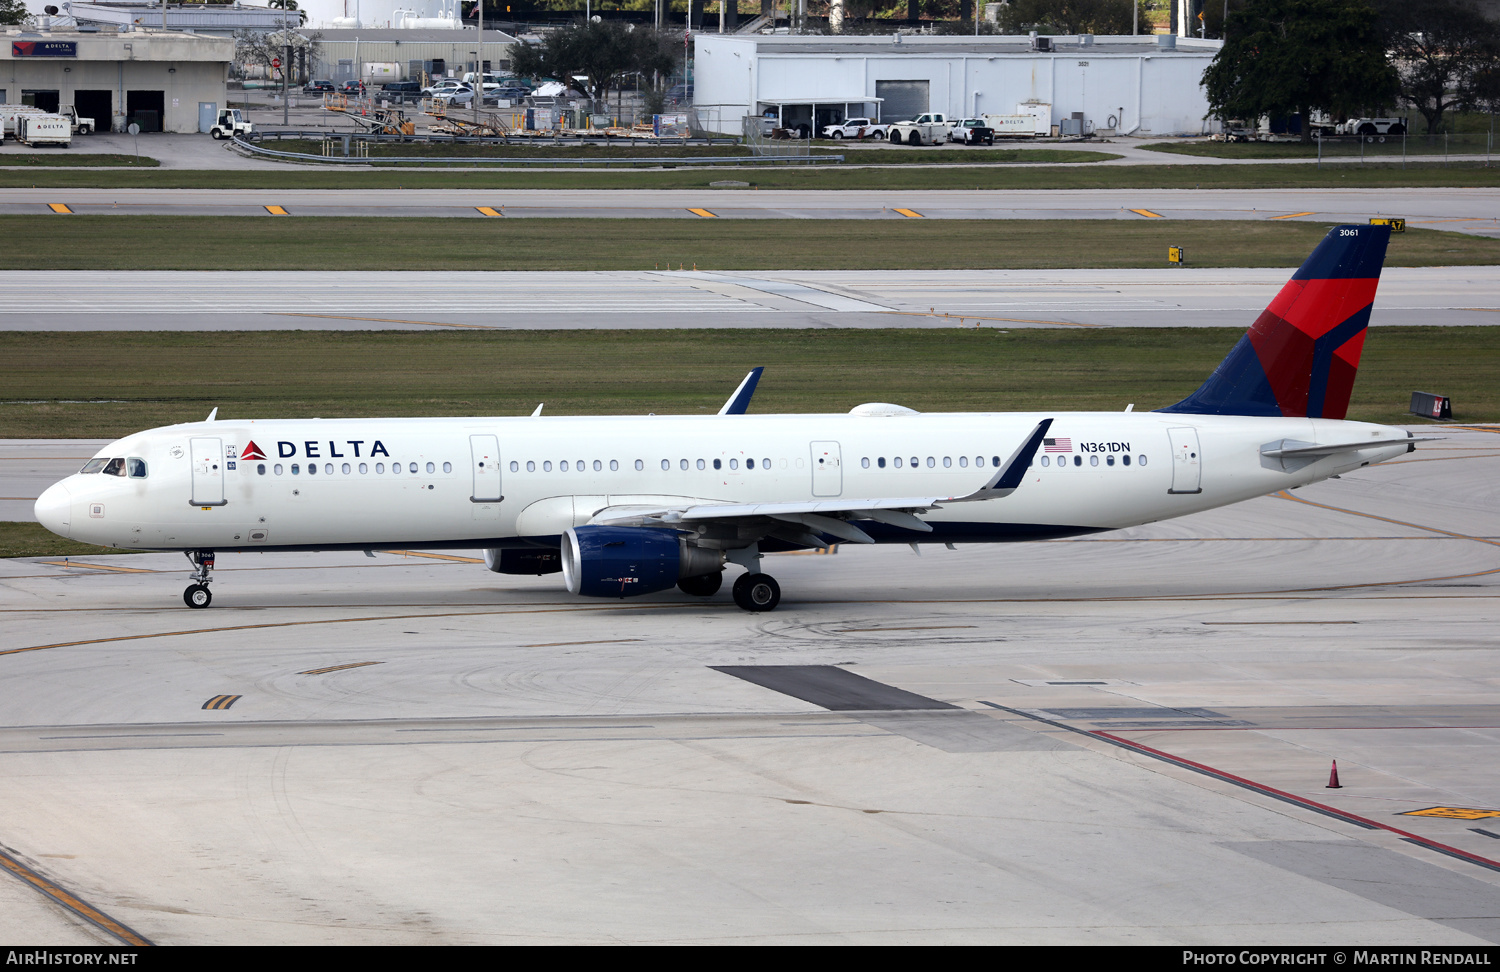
0, 0, 31, 28
1202, 0, 1397, 142
1371, 0, 1500, 133
990, 0, 1149, 35
509, 22, 678, 105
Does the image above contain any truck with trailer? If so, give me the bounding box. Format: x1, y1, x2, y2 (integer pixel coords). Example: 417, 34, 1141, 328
887, 112, 951, 145
0, 104, 92, 136
15, 113, 71, 147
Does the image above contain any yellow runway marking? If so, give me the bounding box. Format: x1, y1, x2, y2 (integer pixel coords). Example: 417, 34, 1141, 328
0, 496, 35, 500
264, 205, 289, 215
202, 694, 240, 710
47, 203, 72, 214
300, 661, 383, 675
278, 313, 499, 329
688, 207, 718, 218
1270, 212, 1315, 220
1129, 208, 1164, 218
387, 549, 485, 563
1403, 807, 1500, 820
39, 560, 157, 573
475, 206, 503, 216
893, 208, 924, 218
0, 846, 152, 946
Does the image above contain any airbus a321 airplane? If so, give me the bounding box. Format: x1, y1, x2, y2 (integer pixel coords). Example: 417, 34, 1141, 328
35, 224, 1423, 612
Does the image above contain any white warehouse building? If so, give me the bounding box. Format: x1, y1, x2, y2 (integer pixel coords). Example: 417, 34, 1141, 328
692, 33, 1222, 138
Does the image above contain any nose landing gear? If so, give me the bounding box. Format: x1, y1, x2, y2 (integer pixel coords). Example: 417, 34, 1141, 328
183, 549, 215, 608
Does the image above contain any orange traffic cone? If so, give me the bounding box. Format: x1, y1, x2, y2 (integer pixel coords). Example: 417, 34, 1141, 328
1326, 760, 1342, 789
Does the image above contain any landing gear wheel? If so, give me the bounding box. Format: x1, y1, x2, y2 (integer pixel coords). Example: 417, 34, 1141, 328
678, 572, 723, 597
732, 572, 780, 612
184, 584, 212, 609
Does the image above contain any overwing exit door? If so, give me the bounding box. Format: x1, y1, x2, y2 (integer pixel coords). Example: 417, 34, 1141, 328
810, 441, 842, 497
189, 437, 227, 506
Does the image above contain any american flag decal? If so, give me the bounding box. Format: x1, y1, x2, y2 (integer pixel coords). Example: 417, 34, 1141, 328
1043, 437, 1073, 453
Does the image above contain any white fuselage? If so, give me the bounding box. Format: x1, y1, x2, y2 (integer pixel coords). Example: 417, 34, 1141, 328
35, 411, 1411, 553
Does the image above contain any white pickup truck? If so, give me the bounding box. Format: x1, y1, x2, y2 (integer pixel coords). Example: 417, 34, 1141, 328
820, 117, 889, 140
887, 112, 951, 146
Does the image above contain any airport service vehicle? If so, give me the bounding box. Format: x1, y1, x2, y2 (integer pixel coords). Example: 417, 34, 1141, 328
982, 112, 1047, 138
1337, 117, 1407, 141
208, 109, 253, 141
821, 117, 888, 140
888, 113, 950, 145
0, 104, 46, 136
948, 118, 995, 145
35, 226, 1423, 613
15, 113, 70, 147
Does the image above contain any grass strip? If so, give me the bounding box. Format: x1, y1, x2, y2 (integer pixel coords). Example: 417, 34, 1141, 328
3, 218, 1497, 271
1, 161, 1497, 190
1, 327, 1491, 439
1140, 139, 1497, 160
0, 520, 142, 558
0, 153, 160, 167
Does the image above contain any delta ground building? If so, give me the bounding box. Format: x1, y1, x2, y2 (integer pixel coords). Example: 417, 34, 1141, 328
2, 25, 233, 132
691, 33, 1222, 138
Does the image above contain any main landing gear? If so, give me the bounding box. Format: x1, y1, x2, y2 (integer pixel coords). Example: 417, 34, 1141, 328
183, 549, 215, 608
732, 572, 780, 612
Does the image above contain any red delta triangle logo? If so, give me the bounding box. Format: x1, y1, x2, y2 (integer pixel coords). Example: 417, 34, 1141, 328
241, 441, 268, 461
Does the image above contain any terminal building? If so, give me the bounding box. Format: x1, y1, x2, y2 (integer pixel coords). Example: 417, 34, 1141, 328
2, 25, 233, 132
692, 32, 1222, 138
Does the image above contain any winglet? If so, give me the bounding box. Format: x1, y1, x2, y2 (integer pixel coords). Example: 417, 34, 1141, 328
717, 367, 764, 416
206, 407, 218, 422
951, 418, 1053, 501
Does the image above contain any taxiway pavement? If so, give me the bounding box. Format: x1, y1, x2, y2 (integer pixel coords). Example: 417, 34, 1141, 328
0, 427, 1496, 943
3, 266, 1498, 332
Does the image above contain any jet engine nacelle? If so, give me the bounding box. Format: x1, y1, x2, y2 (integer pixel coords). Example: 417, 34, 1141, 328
484, 547, 563, 575
561, 525, 721, 598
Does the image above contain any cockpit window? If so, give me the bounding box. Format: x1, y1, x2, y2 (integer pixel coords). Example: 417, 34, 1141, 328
80, 459, 107, 474
101, 457, 126, 477
127, 458, 148, 479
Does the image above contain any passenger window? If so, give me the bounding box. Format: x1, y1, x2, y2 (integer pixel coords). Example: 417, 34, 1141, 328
636, 459, 644, 471
943, 457, 951, 468
992, 456, 1001, 467
910, 457, 918, 468
861, 457, 870, 469
342, 463, 351, 474
544, 461, 552, 471
426, 462, 435, 474
1139, 455, 1148, 467
80, 459, 107, 474
762, 458, 771, 469
713, 458, 722, 470
560, 460, 569, 471
747, 459, 755, 469
959, 456, 968, 467
308, 463, 318, 476
1073, 456, 1082, 467
526, 461, 536, 472
1122, 455, 1131, 467
292, 463, 301, 475
392, 463, 400, 474
927, 457, 935, 468
127, 458, 148, 478
408, 462, 417, 474
325, 463, 334, 475
1106, 455, 1115, 466
680, 459, 688, 470
1041, 455, 1050, 467
696, 459, 705, 470
593, 460, 602, 472
610, 460, 619, 471
1090, 455, 1099, 467
894, 457, 902, 468
730, 458, 739, 470
975, 456, 983, 467
443, 462, 452, 473
661, 459, 670, 470
258, 463, 267, 475
359, 463, 368, 474
576, 459, 585, 472
274, 464, 284, 475
510, 461, 519, 472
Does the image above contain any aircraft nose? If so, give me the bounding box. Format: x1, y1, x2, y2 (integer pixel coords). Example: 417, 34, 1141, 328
34, 481, 72, 539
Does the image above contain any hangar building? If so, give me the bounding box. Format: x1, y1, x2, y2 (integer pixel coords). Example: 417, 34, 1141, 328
2, 25, 233, 132
692, 32, 1222, 138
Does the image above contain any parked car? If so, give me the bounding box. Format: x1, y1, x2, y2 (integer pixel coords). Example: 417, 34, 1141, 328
948, 118, 995, 145
337, 80, 365, 95
422, 80, 469, 98
303, 79, 335, 93
820, 117, 888, 140
380, 81, 422, 99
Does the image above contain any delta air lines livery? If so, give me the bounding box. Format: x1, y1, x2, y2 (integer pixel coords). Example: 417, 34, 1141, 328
34, 224, 1424, 612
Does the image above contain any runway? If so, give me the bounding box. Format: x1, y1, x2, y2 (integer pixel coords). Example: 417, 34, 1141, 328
5, 186, 1498, 235
3, 266, 1498, 332
0, 428, 1497, 943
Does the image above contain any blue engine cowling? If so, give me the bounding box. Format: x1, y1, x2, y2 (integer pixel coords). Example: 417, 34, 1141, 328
561, 525, 683, 598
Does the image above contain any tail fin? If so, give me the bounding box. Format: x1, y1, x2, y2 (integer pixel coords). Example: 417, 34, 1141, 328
1159, 223, 1391, 420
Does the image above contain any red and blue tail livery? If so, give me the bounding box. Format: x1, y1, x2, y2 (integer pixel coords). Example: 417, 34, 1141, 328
1161, 223, 1391, 420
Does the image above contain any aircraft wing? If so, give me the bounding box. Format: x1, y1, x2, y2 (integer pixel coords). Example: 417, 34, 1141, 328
587, 419, 1053, 546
